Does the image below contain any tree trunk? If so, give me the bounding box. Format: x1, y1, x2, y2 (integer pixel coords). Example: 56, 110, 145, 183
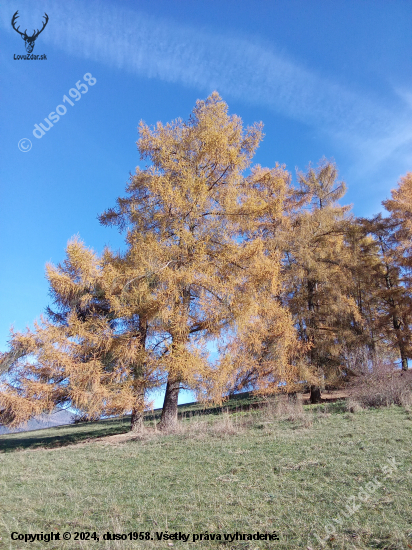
158, 376, 180, 431
401, 355, 408, 371
384, 263, 409, 372
130, 317, 148, 433
131, 403, 144, 433
393, 315, 408, 371
310, 385, 322, 404
158, 282, 189, 431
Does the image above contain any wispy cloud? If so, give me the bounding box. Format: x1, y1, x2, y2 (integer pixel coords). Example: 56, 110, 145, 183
2, 0, 411, 177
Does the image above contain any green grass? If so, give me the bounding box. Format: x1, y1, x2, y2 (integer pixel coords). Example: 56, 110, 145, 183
145, 391, 267, 421
0, 392, 265, 453
1, 401, 412, 550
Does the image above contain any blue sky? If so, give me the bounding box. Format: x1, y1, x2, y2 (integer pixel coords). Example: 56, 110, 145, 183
1, 0, 411, 408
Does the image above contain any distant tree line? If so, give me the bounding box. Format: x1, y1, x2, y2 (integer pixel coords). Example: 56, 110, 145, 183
1, 93, 411, 431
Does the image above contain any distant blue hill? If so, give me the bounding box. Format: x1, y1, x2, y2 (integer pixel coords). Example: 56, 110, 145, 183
0, 409, 75, 435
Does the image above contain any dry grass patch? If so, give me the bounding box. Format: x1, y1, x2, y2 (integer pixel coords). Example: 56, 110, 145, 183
349, 362, 412, 409
261, 395, 314, 428
345, 397, 364, 413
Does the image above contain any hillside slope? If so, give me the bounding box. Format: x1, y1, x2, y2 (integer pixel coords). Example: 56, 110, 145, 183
1, 401, 411, 549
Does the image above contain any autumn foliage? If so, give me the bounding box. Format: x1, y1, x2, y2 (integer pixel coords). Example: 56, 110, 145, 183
1, 94, 411, 429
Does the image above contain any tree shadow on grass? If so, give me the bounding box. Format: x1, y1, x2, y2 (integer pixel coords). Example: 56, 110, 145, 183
0, 417, 131, 453
0, 400, 260, 453
1, 393, 343, 453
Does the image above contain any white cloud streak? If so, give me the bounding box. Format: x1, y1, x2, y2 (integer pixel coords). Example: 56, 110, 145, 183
2, 0, 412, 177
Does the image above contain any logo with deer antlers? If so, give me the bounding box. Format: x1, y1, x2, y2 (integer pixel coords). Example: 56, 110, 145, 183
11, 11, 49, 54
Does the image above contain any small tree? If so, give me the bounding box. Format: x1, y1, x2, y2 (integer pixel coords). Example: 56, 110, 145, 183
358, 183, 412, 371
382, 172, 412, 369
343, 219, 384, 369
0, 238, 160, 431
278, 159, 360, 402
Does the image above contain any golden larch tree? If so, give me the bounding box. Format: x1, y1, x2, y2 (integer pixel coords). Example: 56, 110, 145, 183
99, 93, 298, 428
0, 237, 161, 430
278, 159, 361, 402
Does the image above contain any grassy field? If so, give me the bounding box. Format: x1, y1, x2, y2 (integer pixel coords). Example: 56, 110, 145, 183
1, 397, 411, 550
0, 392, 265, 453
